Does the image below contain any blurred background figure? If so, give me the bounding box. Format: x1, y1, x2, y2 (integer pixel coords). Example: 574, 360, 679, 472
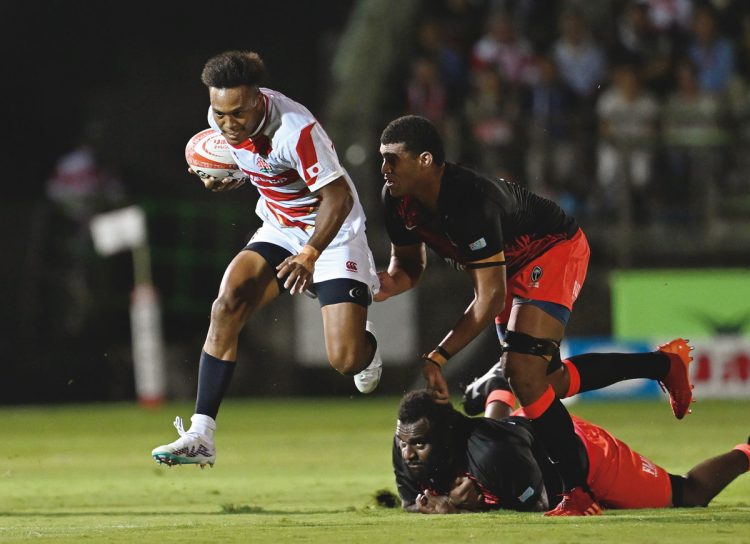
406, 56, 449, 129
610, 0, 683, 96
463, 66, 521, 179
661, 58, 729, 226
521, 54, 582, 210
552, 8, 608, 103
595, 62, 660, 223
45, 132, 127, 335
688, 3, 735, 94
471, 9, 537, 89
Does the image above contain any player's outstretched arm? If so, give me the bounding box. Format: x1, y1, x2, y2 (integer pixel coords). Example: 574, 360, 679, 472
276, 177, 352, 294
374, 243, 426, 302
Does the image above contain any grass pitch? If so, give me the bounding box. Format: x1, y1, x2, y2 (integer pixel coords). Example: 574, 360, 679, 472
2, 397, 749, 543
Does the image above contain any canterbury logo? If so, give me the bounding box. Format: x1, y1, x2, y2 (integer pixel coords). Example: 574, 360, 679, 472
345, 260, 358, 272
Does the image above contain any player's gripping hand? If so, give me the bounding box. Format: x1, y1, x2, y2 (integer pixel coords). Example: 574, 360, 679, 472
277, 245, 320, 295
415, 492, 459, 514
188, 168, 247, 192
373, 271, 396, 302
422, 361, 450, 403
448, 477, 485, 510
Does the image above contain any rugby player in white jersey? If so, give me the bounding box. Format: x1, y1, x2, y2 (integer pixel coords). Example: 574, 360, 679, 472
152, 51, 382, 467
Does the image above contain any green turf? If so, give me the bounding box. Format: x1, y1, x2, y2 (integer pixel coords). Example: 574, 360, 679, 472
2, 397, 749, 543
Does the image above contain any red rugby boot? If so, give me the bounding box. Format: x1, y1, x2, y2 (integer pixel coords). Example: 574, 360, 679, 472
657, 338, 695, 420
544, 487, 602, 516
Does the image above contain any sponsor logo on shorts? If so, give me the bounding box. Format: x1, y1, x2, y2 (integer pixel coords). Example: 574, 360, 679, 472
530, 265, 543, 288
345, 260, 358, 272
349, 287, 364, 300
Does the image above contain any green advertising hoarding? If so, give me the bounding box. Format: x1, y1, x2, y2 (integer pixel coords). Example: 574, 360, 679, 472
611, 269, 750, 339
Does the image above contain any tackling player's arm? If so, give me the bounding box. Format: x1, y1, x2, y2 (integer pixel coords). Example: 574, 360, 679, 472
438, 252, 506, 357
276, 176, 353, 294
413, 477, 488, 514
422, 252, 506, 402
374, 242, 426, 302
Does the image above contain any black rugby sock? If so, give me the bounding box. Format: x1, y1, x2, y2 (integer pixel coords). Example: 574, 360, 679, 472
529, 396, 588, 490
195, 351, 236, 420
567, 351, 669, 394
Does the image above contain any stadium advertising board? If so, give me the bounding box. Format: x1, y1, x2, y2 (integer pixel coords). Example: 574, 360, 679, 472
610, 269, 750, 339
565, 337, 750, 400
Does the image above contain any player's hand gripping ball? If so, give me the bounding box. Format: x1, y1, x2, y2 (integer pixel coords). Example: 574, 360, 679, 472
185, 128, 246, 182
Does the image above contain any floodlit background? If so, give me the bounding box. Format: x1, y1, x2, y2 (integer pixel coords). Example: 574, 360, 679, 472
3, 0, 750, 406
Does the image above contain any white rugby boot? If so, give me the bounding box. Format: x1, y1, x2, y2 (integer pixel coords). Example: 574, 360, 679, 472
151, 414, 216, 468
354, 321, 383, 394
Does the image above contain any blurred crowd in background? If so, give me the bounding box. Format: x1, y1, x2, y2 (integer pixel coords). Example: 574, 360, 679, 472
398, 0, 750, 227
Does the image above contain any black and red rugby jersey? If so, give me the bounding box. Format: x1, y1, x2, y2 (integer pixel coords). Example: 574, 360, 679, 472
392, 415, 565, 511
382, 162, 578, 277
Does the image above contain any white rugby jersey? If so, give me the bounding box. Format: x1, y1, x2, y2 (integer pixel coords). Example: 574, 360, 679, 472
207, 88, 366, 242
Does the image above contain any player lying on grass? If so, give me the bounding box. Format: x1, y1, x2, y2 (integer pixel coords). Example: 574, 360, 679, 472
376, 115, 695, 514
393, 389, 750, 515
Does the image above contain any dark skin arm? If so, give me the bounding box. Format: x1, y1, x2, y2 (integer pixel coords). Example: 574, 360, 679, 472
374, 242, 426, 302
423, 253, 507, 402
188, 168, 248, 192
276, 176, 353, 294
407, 477, 487, 514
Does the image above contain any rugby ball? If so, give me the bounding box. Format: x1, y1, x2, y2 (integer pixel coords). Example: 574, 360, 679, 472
185, 129, 246, 181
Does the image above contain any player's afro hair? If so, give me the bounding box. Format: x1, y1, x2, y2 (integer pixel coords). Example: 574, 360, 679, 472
397, 390, 454, 426
202, 50, 267, 89
380, 115, 445, 166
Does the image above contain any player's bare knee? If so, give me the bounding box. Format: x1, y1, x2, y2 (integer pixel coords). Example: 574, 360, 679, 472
212, 281, 262, 318
504, 355, 549, 401
329, 350, 362, 375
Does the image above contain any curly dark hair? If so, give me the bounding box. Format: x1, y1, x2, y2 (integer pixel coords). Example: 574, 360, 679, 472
380, 115, 445, 166
201, 50, 267, 89
397, 389, 455, 426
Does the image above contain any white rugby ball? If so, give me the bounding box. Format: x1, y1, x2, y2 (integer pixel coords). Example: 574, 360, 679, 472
185, 129, 246, 181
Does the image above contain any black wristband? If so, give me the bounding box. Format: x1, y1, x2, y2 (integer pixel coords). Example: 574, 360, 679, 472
421, 354, 444, 368
434, 346, 451, 360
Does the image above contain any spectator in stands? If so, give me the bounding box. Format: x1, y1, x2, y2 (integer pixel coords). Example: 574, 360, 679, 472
45, 136, 127, 334
688, 3, 735, 94
595, 62, 660, 221
552, 8, 608, 101
471, 10, 537, 89
642, 0, 693, 34
521, 54, 584, 210
662, 58, 730, 224
415, 18, 470, 114
463, 66, 521, 179
611, 0, 681, 95
406, 56, 448, 127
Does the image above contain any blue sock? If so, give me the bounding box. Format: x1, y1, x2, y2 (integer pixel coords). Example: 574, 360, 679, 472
195, 351, 235, 419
